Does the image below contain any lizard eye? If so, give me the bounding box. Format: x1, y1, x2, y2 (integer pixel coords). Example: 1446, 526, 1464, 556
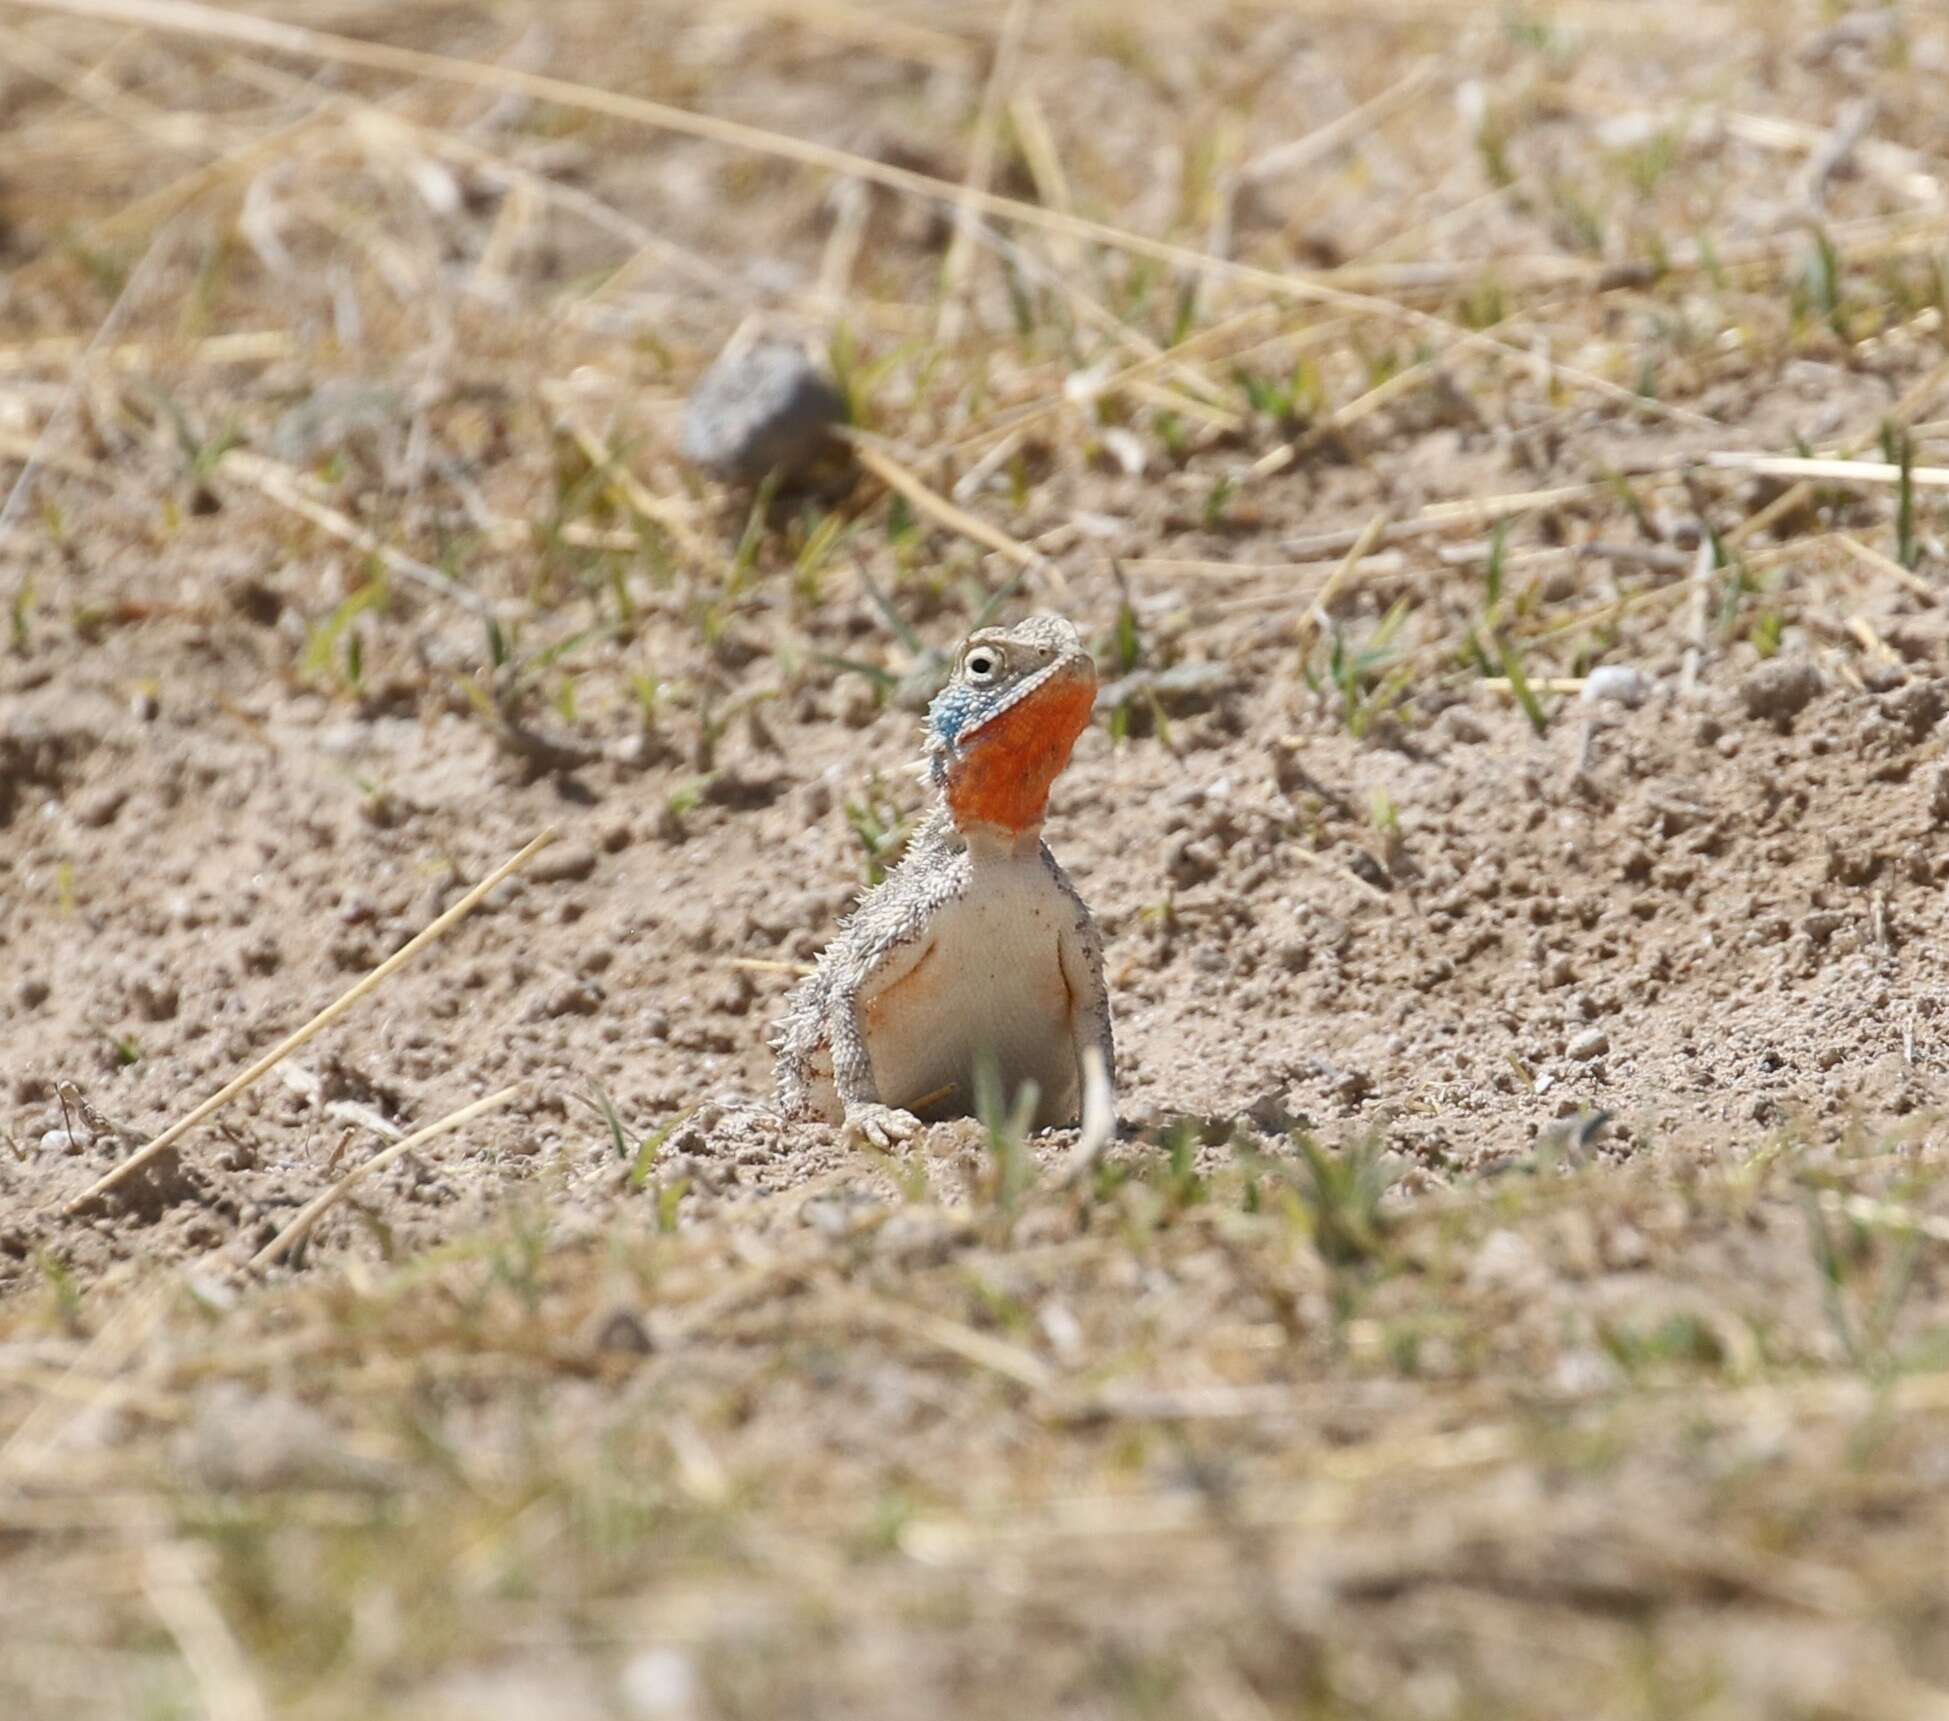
963, 647, 1003, 683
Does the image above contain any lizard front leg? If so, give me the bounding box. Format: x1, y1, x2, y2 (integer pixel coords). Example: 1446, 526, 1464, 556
828, 939, 935, 1148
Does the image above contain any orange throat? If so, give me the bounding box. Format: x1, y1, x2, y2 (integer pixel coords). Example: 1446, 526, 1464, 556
942, 672, 1096, 836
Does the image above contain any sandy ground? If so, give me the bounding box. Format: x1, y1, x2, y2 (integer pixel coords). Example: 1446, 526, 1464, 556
5, 565, 1948, 1286
3, 1, 1949, 1715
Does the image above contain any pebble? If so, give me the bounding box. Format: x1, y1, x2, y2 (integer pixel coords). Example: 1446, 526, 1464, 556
74, 786, 130, 828
529, 841, 598, 884
1887, 679, 1947, 740
584, 1305, 655, 1358
620, 1648, 699, 1719
1739, 657, 1823, 724
680, 339, 846, 481
1580, 665, 1654, 708
1567, 1028, 1610, 1062
130, 972, 181, 1023
533, 978, 604, 1020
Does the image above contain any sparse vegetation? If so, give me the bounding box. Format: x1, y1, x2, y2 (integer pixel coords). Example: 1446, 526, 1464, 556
3, 1, 1949, 1717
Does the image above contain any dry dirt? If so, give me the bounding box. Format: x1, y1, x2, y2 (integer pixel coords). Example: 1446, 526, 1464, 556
6, 568, 1949, 1282
4, 1, 1949, 1717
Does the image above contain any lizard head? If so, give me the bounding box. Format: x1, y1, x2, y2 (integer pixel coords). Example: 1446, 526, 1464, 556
926, 614, 1098, 836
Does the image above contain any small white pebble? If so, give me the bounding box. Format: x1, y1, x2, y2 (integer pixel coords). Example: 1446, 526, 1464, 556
1567, 1028, 1610, 1062
1580, 665, 1654, 708
620, 1649, 699, 1719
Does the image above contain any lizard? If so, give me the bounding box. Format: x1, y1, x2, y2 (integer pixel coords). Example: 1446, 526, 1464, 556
773, 613, 1116, 1148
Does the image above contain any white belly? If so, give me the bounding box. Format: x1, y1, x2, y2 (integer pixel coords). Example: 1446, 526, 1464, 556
859, 854, 1080, 1127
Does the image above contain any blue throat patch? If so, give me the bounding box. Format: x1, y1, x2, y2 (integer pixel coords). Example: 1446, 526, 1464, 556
927, 682, 982, 752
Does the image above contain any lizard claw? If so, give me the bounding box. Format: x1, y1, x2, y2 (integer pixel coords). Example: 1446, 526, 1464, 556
843, 1103, 922, 1149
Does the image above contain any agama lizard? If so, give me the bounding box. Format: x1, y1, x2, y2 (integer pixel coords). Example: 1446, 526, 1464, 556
774, 614, 1116, 1148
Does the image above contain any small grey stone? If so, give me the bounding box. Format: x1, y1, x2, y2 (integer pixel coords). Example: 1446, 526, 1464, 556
1739, 657, 1823, 725
1884, 678, 1946, 740
15, 976, 49, 1010
585, 1305, 655, 1358
75, 786, 129, 828
532, 977, 603, 1020
529, 842, 598, 884
1244, 1087, 1302, 1134
1580, 665, 1654, 708
1567, 1028, 1610, 1062
680, 340, 847, 481
130, 971, 180, 1023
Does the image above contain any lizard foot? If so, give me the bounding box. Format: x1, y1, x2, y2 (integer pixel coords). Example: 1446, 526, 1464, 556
843, 1103, 922, 1149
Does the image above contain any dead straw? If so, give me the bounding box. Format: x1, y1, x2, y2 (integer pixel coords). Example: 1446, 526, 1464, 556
217, 449, 495, 617
6, 0, 1711, 429
935, 0, 1030, 345
1707, 452, 1949, 488
62, 829, 557, 1215
849, 437, 1052, 578
249, 1085, 525, 1270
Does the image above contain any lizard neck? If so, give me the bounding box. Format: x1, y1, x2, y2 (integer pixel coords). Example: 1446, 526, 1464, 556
952, 818, 1045, 865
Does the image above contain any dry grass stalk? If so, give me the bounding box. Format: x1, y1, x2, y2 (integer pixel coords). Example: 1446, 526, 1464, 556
217, 448, 494, 617
1235, 0, 1743, 38
849, 437, 1051, 578
1835, 534, 1937, 603
1707, 452, 1949, 488
1209, 59, 1441, 262
1822, 1189, 1949, 1247
539, 396, 720, 569
250, 1085, 525, 1270
0, 329, 292, 373
956, 214, 1238, 414
0, 198, 189, 540
1007, 87, 1077, 274
935, 0, 1030, 345
1725, 355, 1949, 549
1681, 534, 1715, 695
839, 1292, 1058, 1395
13, 0, 1715, 433
721, 0, 975, 70
949, 305, 1309, 454
0, 432, 110, 490
1844, 615, 1900, 666
61, 830, 557, 1215
1296, 511, 1390, 651
1480, 677, 1589, 695
141, 1542, 270, 1721
0, 1285, 173, 1479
